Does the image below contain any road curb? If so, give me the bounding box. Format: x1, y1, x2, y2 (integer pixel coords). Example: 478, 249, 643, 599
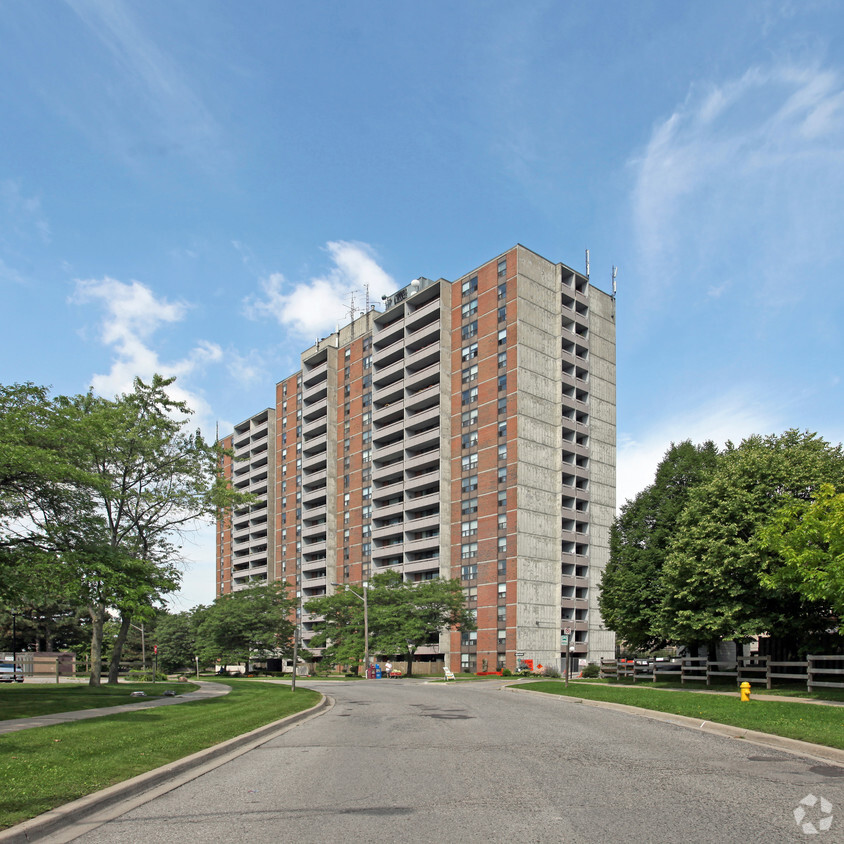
0, 693, 329, 843
505, 685, 844, 767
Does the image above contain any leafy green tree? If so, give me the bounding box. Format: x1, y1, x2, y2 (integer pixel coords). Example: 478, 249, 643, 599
762, 483, 844, 621
659, 430, 844, 651
0, 376, 249, 685
599, 440, 719, 650
197, 582, 295, 673
306, 571, 475, 676
154, 608, 205, 674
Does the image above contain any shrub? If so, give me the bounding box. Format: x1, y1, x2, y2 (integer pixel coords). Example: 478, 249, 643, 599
501, 668, 512, 677
581, 663, 600, 679
543, 666, 561, 678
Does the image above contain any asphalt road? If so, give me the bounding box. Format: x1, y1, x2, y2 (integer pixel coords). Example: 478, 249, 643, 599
49, 679, 844, 843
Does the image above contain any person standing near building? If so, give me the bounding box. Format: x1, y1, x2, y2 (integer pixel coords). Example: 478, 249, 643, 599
385, 660, 392, 678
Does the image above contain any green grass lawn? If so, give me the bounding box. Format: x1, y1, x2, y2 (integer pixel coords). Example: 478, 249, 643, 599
0, 679, 321, 830
0, 682, 199, 720
518, 681, 844, 749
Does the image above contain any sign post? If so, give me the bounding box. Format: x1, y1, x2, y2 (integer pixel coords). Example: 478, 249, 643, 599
563, 628, 572, 687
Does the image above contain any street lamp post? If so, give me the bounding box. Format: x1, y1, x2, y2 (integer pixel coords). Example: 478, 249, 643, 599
332, 581, 369, 679
11, 611, 18, 682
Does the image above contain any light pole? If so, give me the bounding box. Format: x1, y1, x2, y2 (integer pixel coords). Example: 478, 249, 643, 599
11, 611, 18, 682
332, 581, 369, 679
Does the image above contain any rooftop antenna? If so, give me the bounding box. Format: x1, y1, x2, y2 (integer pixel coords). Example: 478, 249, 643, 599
345, 291, 357, 338
585, 249, 590, 279
611, 265, 618, 322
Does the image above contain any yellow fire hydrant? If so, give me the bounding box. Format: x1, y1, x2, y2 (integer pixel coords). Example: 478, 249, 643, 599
740, 681, 752, 702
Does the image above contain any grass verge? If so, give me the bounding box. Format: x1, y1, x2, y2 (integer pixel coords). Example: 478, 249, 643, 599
518, 681, 844, 749
0, 683, 199, 720
0, 679, 321, 830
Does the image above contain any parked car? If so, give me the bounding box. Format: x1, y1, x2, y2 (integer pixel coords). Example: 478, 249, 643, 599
0, 664, 23, 683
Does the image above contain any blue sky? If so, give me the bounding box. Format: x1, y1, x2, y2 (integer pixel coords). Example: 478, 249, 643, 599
2, 1, 843, 609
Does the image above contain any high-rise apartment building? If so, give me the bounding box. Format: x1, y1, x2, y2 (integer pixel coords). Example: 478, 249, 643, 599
217, 245, 616, 671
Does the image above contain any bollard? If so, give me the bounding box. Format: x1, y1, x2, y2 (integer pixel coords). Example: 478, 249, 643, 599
740, 681, 751, 702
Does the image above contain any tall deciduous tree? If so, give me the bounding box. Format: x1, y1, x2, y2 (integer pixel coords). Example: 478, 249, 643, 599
0, 376, 248, 685
659, 430, 844, 651
599, 440, 719, 650
762, 483, 844, 621
197, 582, 295, 673
306, 571, 475, 676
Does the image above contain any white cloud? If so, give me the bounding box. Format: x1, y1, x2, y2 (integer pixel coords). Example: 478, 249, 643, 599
244, 241, 395, 337
63, 0, 222, 168
71, 276, 222, 433
630, 63, 844, 299
617, 391, 781, 508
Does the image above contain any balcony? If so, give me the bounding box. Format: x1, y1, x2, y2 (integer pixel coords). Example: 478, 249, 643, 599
373, 399, 404, 427
373, 357, 405, 387
405, 383, 439, 414
404, 424, 440, 452
405, 341, 441, 373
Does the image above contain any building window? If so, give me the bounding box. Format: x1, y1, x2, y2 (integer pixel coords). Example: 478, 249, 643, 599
461, 519, 478, 537
498, 397, 507, 415
462, 275, 478, 296
498, 444, 507, 461
462, 364, 478, 383
498, 351, 507, 369
362, 374, 372, 389
462, 299, 478, 319
362, 392, 372, 407
461, 431, 478, 449
362, 524, 371, 537
498, 536, 507, 555
497, 605, 506, 622
497, 558, 507, 576
461, 542, 478, 559
498, 512, 507, 531
498, 328, 507, 345
461, 453, 478, 471
362, 411, 371, 425
498, 281, 507, 298
462, 342, 478, 361
461, 563, 478, 580
498, 375, 507, 392
343, 493, 350, 506
363, 355, 371, 369
362, 542, 371, 556
498, 467, 507, 485
362, 486, 372, 500
497, 258, 506, 278
463, 586, 477, 604
462, 408, 478, 427
498, 583, 507, 599
461, 320, 478, 340
461, 475, 478, 493
362, 449, 371, 463
461, 387, 478, 405
498, 421, 507, 438
461, 497, 478, 515
498, 306, 506, 323
344, 438, 351, 452
362, 429, 372, 444
362, 505, 372, 519
363, 336, 372, 351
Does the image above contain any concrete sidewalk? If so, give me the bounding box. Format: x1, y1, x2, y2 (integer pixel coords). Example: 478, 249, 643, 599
0, 681, 230, 735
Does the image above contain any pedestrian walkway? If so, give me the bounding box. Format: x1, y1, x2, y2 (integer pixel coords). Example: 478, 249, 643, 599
0, 681, 230, 735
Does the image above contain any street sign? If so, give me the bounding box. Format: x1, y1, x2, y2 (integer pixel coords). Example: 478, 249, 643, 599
515, 651, 525, 657
560, 635, 569, 647
564, 627, 572, 635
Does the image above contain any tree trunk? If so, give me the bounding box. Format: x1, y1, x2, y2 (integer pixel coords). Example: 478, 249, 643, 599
406, 649, 414, 677
88, 603, 105, 686
108, 614, 132, 684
